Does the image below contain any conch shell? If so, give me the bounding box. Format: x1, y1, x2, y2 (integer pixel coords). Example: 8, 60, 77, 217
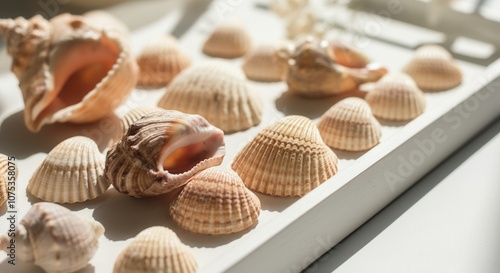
0, 153, 17, 207
0, 13, 138, 132
104, 110, 226, 198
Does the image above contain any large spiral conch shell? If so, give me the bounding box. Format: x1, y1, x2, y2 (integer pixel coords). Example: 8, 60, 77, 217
0, 153, 17, 207
104, 110, 226, 198
0, 13, 138, 132
0, 202, 104, 273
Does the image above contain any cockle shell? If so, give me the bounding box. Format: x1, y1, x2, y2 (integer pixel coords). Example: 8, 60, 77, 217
286, 38, 387, 98
365, 73, 426, 121
136, 35, 191, 89
113, 226, 197, 273
0, 202, 104, 273
170, 166, 261, 235
157, 61, 263, 132
202, 21, 251, 58
242, 43, 288, 82
28, 136, 109, 203
232, 115, 338, 197
119, 106, 164, 137
105, 110, 226, 198
326, 41, 371, 69
0, 13, 138, 132
318, 97, 382, 151
403, 45, 462, 91
0, 153, 17, 206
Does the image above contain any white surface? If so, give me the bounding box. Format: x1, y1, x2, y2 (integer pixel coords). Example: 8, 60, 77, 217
306, 118, 500, 273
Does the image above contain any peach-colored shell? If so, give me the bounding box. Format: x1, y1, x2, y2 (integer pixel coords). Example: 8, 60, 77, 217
170, 166, 261, 235
0, 154, 17, 206
202, 21, 251, 58
403, 45, 462, 91
242, 43, 288, 82
318, 97, 382, 151
232, 115, 338, 196
326, 41, 371, 69
0, 13, 138, 132
365, 73, 426, 121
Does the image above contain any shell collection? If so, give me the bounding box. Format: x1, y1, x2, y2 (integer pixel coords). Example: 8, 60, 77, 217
232, 115, 338, 197
0, 202, 104, 273
242, 43, 289, 82
157, 61, 263, 132
202, 21, 251, 58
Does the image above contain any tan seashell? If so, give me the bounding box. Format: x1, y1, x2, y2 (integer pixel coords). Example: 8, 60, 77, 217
242, 43, 288, 82
170, 166, 261, 235
326, 41, 371, 69
0, 14, 138, 132
286, 38, 387, 98
202, 21, 251, 58
232, 115, 338, 197
0, 154, 17, 206
157, 61, 263, 132
403, 45, 462, 91
28, 136, 109, 203
318, 97, 382, 151
105, 110, 226, 198
365, 73, 426, 121
0, 202, 104, 273
119, 106, 164, 137
136, 35, 191, 89
113, 226, 197, 273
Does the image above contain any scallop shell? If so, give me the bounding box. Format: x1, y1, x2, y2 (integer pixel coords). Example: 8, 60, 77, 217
326, 41, 371, 69
136, 35, 191, 89
105, 110, 226, 198
28, 136, 109, 203
119, 106, 164, 137
318, 97, 382, 151
202, 21, 251, 58
170, 166, 261, 235
113, 226, 197, 273
0, 13, 138, 132
0, 154, 17, 207
232, 115, 338, 197
157, 61, 263, 132
365, 73, 426, 121
403, 45, 462, 91
0, 202, 104, 273
242, 43, 288, 82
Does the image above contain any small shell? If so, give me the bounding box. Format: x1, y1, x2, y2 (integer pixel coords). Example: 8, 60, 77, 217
28, 136, 109, 203
403, 45, 462, 91
0, 154, 17, 206
202, 21, 251, 58
326, 41, 371, 69
242, 43, 288, 82
119, 106, 164, 137
232, 115, 338, 197
157, 61, 263, 132
0, 202, 104, 273
170, 166, 261, 235
113, 226, 197, 273
318, 97, 382, 151
136, 35, 191, 89
105, 110, 226, 198
365, 73, 426, 121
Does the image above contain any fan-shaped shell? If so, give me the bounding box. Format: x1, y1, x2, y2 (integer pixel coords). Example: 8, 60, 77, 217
105, 110, 226, 198
202, 21, 251, 58
136, 35, 191, 89
365, 73, 426, 121
113, 226, 197, 273
0, 154, 17, 206
232, 115, 338, 196
0, 13, 138, 132
28, 136, 109, 203
318, 97, 382, 151
242, 43, 288, 82
0, 202, 104, 273
119, 106, 163, 137
157, 61, 263, 132
403, 44, 462, 91
170, 166, 261, 235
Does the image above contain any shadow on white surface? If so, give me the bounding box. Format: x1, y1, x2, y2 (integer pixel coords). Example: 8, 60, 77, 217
26, 187, 114, 211
0, 259, 95, 273
255, 192, 300, 212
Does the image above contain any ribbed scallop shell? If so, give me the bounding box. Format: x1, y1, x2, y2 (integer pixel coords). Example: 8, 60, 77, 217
170, 166, 261, 235
232, 115, 338, 197
0, 154, 17, 206
0, 202, 104, 273
403, 45, 462, 91
365, 73, 426, 121
242, 43, 288, 82
202, 21, 251, 58
137, 35, 191, 89
157, 61, 263, 132
28, 136, 109, 203
318, 97, 382, 151
105, 110, 225, 198
113, 226, 197, 273
119, 106, 163, 136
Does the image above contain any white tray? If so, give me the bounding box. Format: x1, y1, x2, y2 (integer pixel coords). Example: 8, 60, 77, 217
1, 1, 499, 272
